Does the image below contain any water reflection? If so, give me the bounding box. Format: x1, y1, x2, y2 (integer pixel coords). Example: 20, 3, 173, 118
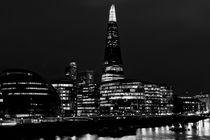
136, 126, 174, 140
39, 118, 210, 140
137, 119, 210, 140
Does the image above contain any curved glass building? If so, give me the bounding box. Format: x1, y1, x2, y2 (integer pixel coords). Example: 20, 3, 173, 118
99, 79, 173, 116
0, 69, 60, 118
100, 79, 145, 116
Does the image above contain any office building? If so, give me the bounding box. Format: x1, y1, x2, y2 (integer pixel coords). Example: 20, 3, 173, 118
159, 86, 174, 115
194, 93, 210, 113
100, 80, 173, 116
0, 69, 60, 119
77, 70, 94, 86
101, 4, 125, 82
51, 80, 76, 116
144, 84, 173, 115
65, 61, 77, 81
180, 96, 205, 114
100, 79, 145, 116
99, 4, 174, 117
77, 84, 99, 116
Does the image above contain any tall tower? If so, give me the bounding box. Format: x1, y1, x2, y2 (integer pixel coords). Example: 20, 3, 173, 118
101, 4, 125, 82
65, 61, 77, 81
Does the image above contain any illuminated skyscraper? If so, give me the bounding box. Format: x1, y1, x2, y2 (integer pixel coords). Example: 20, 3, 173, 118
101, 5, 124, 82
78, 70, 94, 86
99, 4, 174, 116
65, 61, 77, 81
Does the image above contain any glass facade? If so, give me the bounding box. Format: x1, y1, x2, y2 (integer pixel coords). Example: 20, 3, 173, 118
77, 70, 94, 86
100, 80, 144, 116
180, 96, 206, 114
194, 93, 210, 113
51, 80, 76, 117
65, 61, 77, 81
99, 5, 174, 117
77, 84, 99, 116
99, 80, 173, 116
101, 4, 124, 82
0, 69, 60, 119
144, 84, 173, 115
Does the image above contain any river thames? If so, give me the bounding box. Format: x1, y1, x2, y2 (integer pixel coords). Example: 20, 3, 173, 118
32, 118, 210, 140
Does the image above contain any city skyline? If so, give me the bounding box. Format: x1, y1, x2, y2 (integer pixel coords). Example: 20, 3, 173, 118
0, 1, 210, 95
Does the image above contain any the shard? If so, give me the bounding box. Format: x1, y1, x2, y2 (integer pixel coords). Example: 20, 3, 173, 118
101, 4, 125, 82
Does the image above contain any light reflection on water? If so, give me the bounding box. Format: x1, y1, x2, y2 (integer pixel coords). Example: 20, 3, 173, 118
40, 118, 210, 140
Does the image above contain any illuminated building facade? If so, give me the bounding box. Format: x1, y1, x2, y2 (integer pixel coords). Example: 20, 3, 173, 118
144, 84, 160, 115
100, 80, 145, 116
65, 61, 77, 81
99, 80, 173, 116
101, 5, 124, 82
180, 96, 205, 114
78, 70, 94, 86
99, 4, 174, 117
159, 86, 174, 115
194, 93, 210, 113
51, 80, 76, 116
0, 69, 60, 119
77, 84, 99, 116
144, 84, 173, 115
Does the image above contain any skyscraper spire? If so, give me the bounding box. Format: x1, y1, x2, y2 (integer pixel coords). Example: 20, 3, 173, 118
109, 4, 117, 22
101, 4, 124, 82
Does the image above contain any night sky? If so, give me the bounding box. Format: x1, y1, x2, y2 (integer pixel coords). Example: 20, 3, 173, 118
0, 0, 210, 95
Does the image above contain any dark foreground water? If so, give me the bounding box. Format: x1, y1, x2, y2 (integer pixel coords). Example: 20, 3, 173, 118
29, 118, 210, 140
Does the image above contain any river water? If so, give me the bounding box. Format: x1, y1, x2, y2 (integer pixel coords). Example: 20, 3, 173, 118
36, 118, 210, 140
